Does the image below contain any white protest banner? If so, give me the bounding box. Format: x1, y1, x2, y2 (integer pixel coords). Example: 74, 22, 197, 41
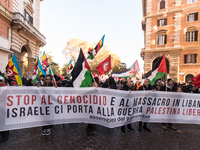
0, 86, 200, 131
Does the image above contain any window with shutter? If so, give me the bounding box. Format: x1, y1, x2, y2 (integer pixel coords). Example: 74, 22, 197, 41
187, 12, 198, 22
164, 18, 167, 25
160, 0, 165, 9
195, 12, 198, 21
188, 13, 195, 22
164, 35, 167, 44
190, 55, 194, 63
195, 31, 198, 41
184, 54, 197, 63
157, 18, 167, 26
30, 16, 33, 24
24, 9, 26, 18
24, 9, 34, 25
157, 35, 167, 45
186, 30, 198, 42
184, 55, 187, 63
188, 0, 196, 4
194, 54, 197, 63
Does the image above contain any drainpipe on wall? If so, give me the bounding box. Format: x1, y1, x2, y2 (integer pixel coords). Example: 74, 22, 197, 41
9, 27, 13, 59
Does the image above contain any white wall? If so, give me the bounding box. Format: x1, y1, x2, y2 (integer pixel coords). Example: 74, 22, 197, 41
33, 0, 41, 30
13, 0, 41, 31
13, 0, 24, 14
0, 51, 9, 72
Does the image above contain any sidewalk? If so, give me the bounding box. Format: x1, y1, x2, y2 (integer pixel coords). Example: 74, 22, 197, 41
0, 123, 200, 150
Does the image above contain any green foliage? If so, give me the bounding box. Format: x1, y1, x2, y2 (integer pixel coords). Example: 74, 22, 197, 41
63, 38, 123, 75
61, 63, 68, 76
46, 52, 60, 75
50, 62, 60, 75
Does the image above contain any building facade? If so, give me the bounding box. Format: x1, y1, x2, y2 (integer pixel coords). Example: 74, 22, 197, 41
0, 0, 13, 72
141, 0, 200, 83
0, 0, 45, 78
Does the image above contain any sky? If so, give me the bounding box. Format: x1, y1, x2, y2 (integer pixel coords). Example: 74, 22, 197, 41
40, 0, 144, 72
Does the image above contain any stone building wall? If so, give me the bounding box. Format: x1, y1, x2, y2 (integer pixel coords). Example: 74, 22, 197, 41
142, 0, 200, 83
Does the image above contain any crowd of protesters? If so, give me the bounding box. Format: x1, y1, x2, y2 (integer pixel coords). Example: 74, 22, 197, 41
1, 73, 200, 142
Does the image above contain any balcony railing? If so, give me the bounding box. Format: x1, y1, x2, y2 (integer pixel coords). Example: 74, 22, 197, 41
12, 12, 46, 46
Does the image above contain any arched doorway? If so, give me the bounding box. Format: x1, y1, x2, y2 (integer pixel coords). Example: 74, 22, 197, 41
21, 46, 28, 78
152, 56, 169, 83
20, 45, 33, 79
185, 74, 194, 83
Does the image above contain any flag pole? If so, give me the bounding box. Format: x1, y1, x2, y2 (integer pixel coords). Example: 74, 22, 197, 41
50, 68, 57, 86
90, 71, 98, 87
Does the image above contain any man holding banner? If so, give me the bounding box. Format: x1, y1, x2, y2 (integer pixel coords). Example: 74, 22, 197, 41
120, 78, 135, 134
138, 79, 152, 132
160, 78, 177, 130
39, 75, 57, 135
0, 76, 9, 143
34, 74, 46, 87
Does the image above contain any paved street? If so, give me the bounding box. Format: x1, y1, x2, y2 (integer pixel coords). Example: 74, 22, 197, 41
0, 123, 200, 150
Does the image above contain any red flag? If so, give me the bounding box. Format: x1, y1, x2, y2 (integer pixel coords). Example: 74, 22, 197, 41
57, 74, 64, 80
192, 74, 200, 87
96, 55, 111, 75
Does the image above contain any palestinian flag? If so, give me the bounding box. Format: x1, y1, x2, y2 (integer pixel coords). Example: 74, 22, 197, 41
87, 35, 105, 60
112, 60, 140, 78
114, 77, 119, 83
143, 55, 167, 85
72, 49, 93, 87
112, 70, 134, 79
129, 60, 140, 77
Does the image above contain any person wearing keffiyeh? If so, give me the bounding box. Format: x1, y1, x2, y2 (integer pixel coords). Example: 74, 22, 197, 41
160, 78, 177, 130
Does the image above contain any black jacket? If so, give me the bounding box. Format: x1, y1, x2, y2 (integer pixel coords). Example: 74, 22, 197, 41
42, 82, 54, 87
121, 84, 131, 91
138, 84, 152, 91
160, 84, 177, 92
62, 79, 72, 87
